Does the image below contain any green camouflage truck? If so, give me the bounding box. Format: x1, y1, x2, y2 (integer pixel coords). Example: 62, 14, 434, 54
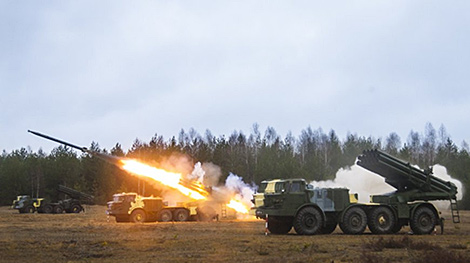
11, 185, 94, 214
11, 195, 44, 213
254, 150, 460, 235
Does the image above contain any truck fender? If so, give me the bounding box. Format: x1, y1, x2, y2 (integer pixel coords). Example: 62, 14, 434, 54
295, 204, 326, 226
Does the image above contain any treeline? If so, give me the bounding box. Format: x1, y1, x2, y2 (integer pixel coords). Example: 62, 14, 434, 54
1, 123, 469, 208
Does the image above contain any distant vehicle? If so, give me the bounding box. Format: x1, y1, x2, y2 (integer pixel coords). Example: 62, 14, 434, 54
12, 195, 43, 213
11, 185, 94, 214
106, 192, 218, 223
254, 150, 460, 235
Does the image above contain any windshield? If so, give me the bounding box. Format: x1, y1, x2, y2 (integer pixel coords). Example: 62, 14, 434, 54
274, 182, 286, 193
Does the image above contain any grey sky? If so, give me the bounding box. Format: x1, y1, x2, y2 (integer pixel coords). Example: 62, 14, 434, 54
2, 1, 470, 153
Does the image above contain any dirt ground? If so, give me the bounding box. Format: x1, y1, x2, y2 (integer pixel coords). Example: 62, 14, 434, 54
0, 206, 469, 263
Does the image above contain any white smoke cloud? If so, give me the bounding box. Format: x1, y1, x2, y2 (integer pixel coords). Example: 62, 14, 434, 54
188, 162, 222, 187
311, 164, 395, 203
311, 163, 463, 208
188, 163, 255, 217
224, 173, 255, 205
188, 162, 205, 181
432, 164, 463, 200
201, 162, 222, 187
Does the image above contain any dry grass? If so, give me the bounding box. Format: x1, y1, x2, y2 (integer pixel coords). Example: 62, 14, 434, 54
0, 207, 469, 263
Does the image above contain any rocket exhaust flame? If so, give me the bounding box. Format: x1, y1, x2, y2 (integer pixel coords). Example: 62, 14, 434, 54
28, 130, 253, 214
120, 159, 207, 200
227, 199, 249, 214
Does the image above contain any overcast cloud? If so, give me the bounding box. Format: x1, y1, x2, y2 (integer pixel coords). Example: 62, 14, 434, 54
2, 1, 470, 153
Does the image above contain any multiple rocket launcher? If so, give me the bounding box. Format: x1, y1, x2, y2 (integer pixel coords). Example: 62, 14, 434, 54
27, 130, 209, 198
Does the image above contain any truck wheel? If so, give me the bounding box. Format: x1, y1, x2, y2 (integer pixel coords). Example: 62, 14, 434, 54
368, 206, 395, 234
43, 204, 53, 214
174, 209, 189, 222
410, 206, 437, 235
158, 210, 173, 222
25, 205, 35, 213
320, 222, 337, 234
130, 209, 146, 223
54, 205, 64, 214
340, 207, 367, 235
70, 204, 82, 213
293, 207, 323, 235
267, 216, 292, 234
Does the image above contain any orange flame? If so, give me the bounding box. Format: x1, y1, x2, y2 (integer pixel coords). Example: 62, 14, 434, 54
227, 199, 250, 214
120, 159, 253, 214
120, 159, 207, 200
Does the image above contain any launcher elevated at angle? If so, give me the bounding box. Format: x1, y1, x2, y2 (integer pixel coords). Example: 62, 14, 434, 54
254, 149, 460, 235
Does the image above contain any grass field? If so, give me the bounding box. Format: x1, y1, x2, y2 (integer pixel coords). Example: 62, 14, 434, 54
1, 206, 469, 263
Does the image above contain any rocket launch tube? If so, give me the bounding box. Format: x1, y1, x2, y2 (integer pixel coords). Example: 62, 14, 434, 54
28, 130, 210, 196
28, 130, 122, 164
28, 130, 87, 152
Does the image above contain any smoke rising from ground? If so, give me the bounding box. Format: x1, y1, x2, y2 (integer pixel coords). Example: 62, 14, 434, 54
224, 173, 255, 205
187, 162, 255, 216
311, 163, 463, 207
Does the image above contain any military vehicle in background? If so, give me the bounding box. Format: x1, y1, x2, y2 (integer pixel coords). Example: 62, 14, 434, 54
107, 192, 219, 223
11, 185, 94, 214
12, 195, 44, 213
255, 149, 460, 235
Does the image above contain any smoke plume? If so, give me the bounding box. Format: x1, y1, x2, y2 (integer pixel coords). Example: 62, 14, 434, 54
224, 173, 255, 205
311, 163, 463, 208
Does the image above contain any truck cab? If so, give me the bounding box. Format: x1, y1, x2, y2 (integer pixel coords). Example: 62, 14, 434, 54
12, 195, 43, 213
255, 178, 358, 235
255, 179, 312, 219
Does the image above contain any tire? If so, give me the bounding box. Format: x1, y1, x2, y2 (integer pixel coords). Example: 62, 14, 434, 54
54, 205, 64, 214
70, 204, 82, 213
410, 206, 437, 235
293, 207, 323, 235
25, 205, 35, 213
174, 209, 190, 222
320, 222, 337, 234
42, 204, 53, 214
130, 209, 146, 223
267, 216, 293, 235
340, 207, 367, 235
158, 210, 173, 222
368, 206, 396, 234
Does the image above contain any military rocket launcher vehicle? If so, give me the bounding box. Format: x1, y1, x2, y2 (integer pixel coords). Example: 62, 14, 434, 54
255, 149, 460, 235
106, 192, 219, 223
28, 130, 211, 196
357, 149, 460, 223
12, 185, 94, 214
